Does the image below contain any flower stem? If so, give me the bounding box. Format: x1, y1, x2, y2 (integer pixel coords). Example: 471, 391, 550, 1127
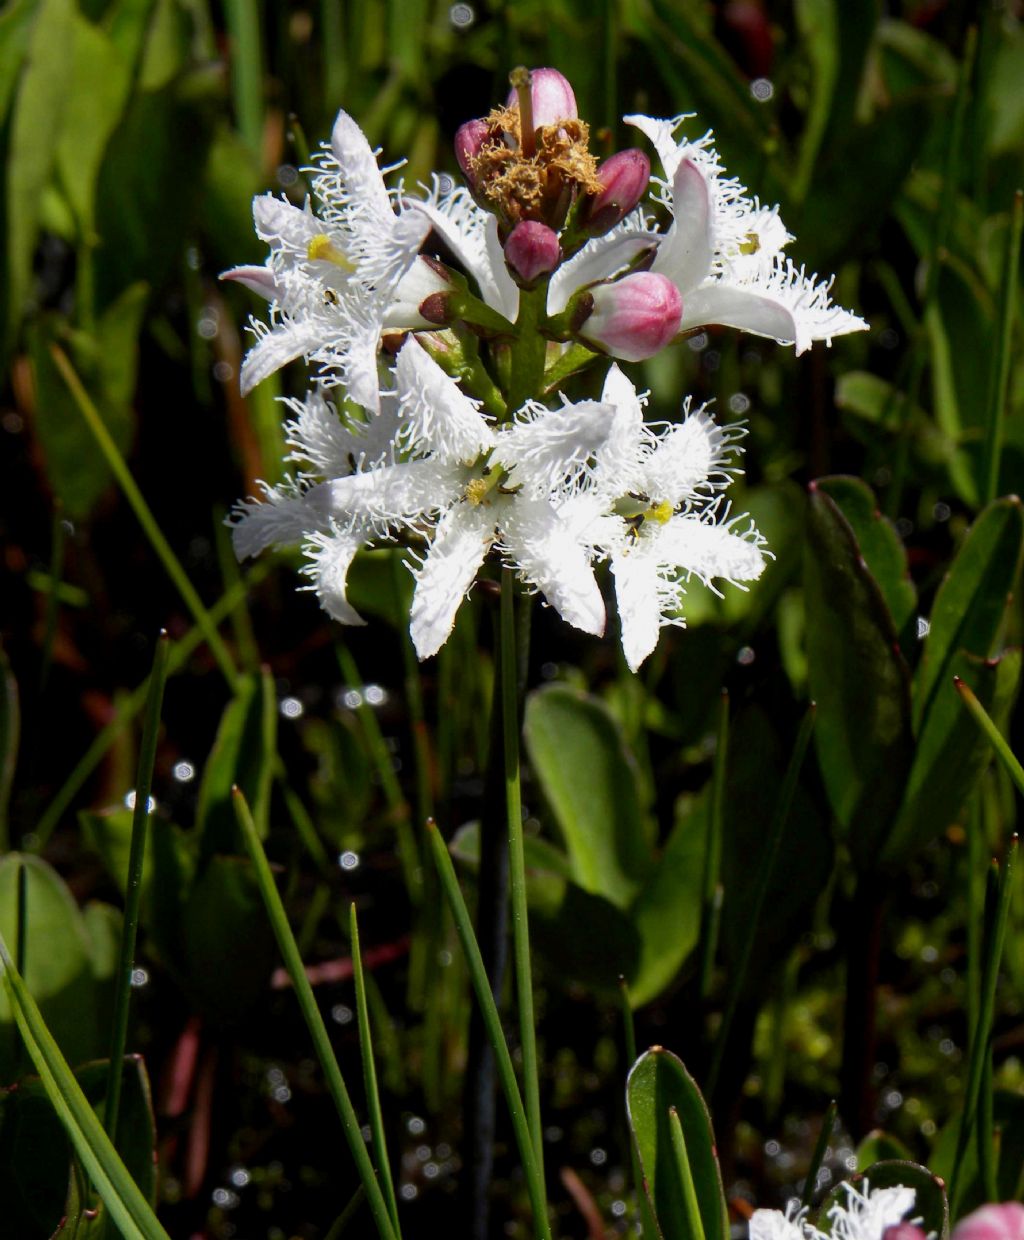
425, 821, 552, 1240
501, 568, 545, 1188
104, 632, 170, 1150
982, 189, 1024, 505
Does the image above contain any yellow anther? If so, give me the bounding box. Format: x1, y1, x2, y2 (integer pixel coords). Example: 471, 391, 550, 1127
739, 232, 761, 255
466, 478, 490, 506
649, 500, 674, 525
307, 233, 355, 271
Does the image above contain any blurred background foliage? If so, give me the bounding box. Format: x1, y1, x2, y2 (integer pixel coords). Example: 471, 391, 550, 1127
1, 0, 1024, 1237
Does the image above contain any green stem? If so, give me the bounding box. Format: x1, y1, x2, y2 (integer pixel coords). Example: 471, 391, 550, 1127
506, 288, 549, 413
350, 905, 401, 1236
232, 790, 399, 1240
707, 705, 815, 1096
982, 189, 1024, 505
425, 822, 552, 1240
50, 345, 238, 689
105, 633, 170, 1148
223, 0, 264, 157
501, 570, 544, 1186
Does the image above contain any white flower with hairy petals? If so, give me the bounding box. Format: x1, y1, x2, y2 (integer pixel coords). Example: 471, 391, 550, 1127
221, 111, 447, 409
750, 1181, 921, 1240
621, 113, 868, 354
572, 364, 767, 671
229, 342, 621, 659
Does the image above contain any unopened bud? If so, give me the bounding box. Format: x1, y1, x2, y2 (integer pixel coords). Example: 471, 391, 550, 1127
506, 67, 577, 130
952, 1204, 1024, 1240
504, 221, 561, 286
455, 119, 490, 187
883, 1226, 927, 1240
577, 272, 682, 362
584, 150, 650, 235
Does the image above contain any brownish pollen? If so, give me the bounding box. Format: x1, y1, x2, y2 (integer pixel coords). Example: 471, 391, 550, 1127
469, 104, 602, 227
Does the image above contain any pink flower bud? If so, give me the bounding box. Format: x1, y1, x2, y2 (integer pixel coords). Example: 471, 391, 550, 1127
952, 1204, 1024, 1240
504, 221, 561, 285
455, 119, 490, 187
584, 149, 651, 235
578, 273, 682, 362
506, 67, 577, 129
883, 1226, 927, 1240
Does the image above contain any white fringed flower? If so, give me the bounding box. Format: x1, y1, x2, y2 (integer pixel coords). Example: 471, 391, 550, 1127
750, 1181, 921, 1240
229, 342, 621, 659
222, 111, 447, 409
623, 113, 868, 353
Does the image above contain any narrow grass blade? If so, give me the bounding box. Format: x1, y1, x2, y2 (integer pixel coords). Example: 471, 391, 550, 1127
232, 790, 399, 1240
50, 344, 238, 689
955, 677, 1024, 797
105, 632, 169, 1148
501, 570, 544, 1190
33, 573, 259, 848
325, 1185, 366, 1240
801, 1099, 837, 1207
668, 1106, 707, 1240
700, 690, 728, 999
223, 0, 265, 156
950, 835, 1018, 1212
707, 704, 816, 1095
425, 821, 552, 1240
0, 932, 172, 1240
982, 189, 1024, 505
349, 904, 400, 1236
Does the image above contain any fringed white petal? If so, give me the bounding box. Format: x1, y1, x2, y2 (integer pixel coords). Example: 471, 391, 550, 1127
252, 194, 319, 249
283, 389, 403, 478
229, 484, 322, 560
412, 186, 519, 318
395, 339, 494, 464
749, 1206, 816, 1240
593, 364, 650, 490
240, 318, 326, 395
623, 112, 692, 181
502, 499, 605, 637
828, 1183, 918, 1240
681, 263, 869, 354
328, 110, 393, 224
655, 513, 768, 590
547, 226, 655, 314
321, 457, 461, 535
642, 404, 741, 504
612, 545, 665, 672
502, 397, 615, 497
300, 529, 367, 625
651, 159, 713, 294
410, 504, 493, 659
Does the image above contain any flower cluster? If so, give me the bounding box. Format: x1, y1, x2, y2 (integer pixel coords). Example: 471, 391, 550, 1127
751, 1182, 922, 1240
225, 68, 866, 667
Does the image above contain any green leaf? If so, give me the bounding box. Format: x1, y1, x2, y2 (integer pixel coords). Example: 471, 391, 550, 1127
883, 650, 1021, 867
628, 793, 707, 1007
451, 822, 641, 996
196, 669, 276, 862
815, 476, 916, 633
915, 497, 1024, 729
54, 13, 135, 233
29, 314, 135, 523
0, 934, 171, 1240
81, 807, 153, 900
3, 0, 75, 354
804, 483, 914, 867
523, 685, 653, 908
0, 0, 36, 131
816, 1162, 948, 1239
181, 855, 276, 1029
146, 818, 194, 974
0, 855, 103, 1080
626, 1048, 728, 1240
855, 1130, 913, 1170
